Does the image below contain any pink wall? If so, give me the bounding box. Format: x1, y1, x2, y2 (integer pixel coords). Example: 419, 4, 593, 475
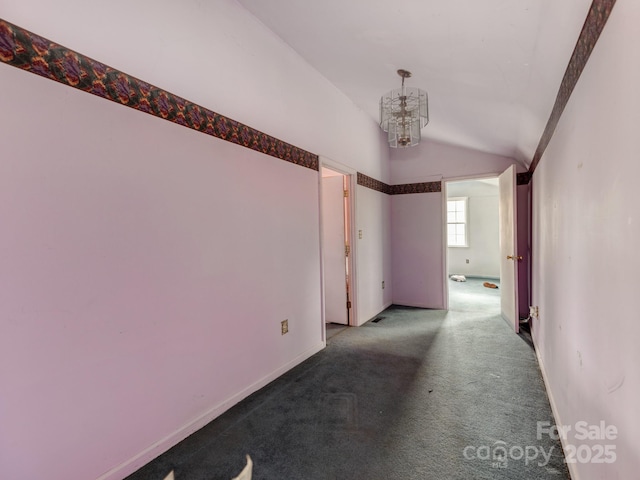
531, 2, 640, 478
0, 2, 393, 477
1, 0, 388, 182
0, 63, 324, 479
391, 193, 445, 308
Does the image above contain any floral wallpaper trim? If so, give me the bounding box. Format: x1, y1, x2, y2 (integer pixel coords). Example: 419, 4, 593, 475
0, 19, 319, 171
529, 0, 616, 174
390, 181, 442, 195
356, 173, 392, 195
356, 173, 442, 195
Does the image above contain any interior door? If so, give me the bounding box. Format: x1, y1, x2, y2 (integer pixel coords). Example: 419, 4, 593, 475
498, 165, 519, 332
322, 175, 348, 325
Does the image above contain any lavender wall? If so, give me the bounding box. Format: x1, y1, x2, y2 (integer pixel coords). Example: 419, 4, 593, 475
531, 1, 640, 478
0, 63, 324, 480
1, 0, 387, 181
391, 192, 445, 308
390, 140, 520, 184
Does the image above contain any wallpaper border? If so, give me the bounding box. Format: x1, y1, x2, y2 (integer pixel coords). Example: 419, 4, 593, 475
356, 173, 442, 195
390, 181, 442, 195
2, 6, 616, 187
356, 173, 392, 195
0, 19, 319, 171
357, 173, 532, 194
528, 0, 616, 176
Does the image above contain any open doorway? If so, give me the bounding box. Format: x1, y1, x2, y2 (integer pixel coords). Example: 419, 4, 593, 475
321, 166, 352, 340
445, 177, 501, 314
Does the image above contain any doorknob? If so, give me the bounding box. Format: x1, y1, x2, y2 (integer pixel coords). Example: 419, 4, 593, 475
506, 255, 523, 261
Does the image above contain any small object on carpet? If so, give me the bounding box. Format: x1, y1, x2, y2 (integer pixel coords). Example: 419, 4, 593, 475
483, 281, 498, 289
231, 455, 253, 480
450, 274, 466, 282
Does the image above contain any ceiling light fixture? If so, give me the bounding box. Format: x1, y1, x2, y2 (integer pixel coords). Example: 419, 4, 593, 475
379, 69, 428, 148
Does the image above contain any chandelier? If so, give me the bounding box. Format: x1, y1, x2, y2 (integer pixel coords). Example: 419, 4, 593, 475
379, 69, 429, 148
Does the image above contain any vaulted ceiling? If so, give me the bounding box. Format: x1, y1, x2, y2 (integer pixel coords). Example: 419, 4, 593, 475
236, 0, 594, 168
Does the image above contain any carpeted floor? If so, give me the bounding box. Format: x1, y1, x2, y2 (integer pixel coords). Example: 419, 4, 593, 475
127, 298, 568, 480
325, 322, 348, 341
448, 276, 501, 314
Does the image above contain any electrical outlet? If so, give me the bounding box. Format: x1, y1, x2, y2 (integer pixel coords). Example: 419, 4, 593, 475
358, 230, 363, 239
382, 280, 385, 289
281, 319, 289, 335
466, 259, 470, 264
529, 306, 539, 318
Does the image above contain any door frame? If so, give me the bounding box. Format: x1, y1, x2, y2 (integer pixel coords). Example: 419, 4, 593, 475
498, 165, 520, 332
318, 157, 357, 342
442, 173, 504, 311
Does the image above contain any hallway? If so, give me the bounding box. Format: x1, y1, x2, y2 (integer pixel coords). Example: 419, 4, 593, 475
2, 2, 638, 478
128, 304, 567, 480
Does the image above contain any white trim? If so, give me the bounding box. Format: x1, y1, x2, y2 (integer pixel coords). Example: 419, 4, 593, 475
347, 172, 358, 326
441, 185, 449, 310
96, 341, 325, 480
443, 172, 504, 183
318, 156, 358, 328
318, 167, 327, 338
318, 156, 357, 176
533, 344, 579, 480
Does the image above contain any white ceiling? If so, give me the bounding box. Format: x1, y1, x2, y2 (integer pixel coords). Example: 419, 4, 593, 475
236, 0, 592, 167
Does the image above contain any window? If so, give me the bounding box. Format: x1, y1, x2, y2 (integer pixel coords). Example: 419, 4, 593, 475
447, 197, 468, 247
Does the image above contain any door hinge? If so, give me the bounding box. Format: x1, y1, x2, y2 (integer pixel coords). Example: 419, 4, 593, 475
344, 189, 349, 198
345, 244, 350, 257
347, 301, 352, 309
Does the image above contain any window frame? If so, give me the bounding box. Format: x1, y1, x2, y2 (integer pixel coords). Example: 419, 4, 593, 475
447, 197, 469, 248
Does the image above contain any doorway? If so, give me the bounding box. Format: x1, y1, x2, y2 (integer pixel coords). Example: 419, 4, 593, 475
445, 177, 501, 314
321, 166, 352, 338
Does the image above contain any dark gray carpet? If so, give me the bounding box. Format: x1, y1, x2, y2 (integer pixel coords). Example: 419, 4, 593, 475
126, 304, 568, 480
325, 322, 348, 340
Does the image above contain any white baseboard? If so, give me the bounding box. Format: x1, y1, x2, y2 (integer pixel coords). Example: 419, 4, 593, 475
533, 345, 579, 480
97, 341, 325, 480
